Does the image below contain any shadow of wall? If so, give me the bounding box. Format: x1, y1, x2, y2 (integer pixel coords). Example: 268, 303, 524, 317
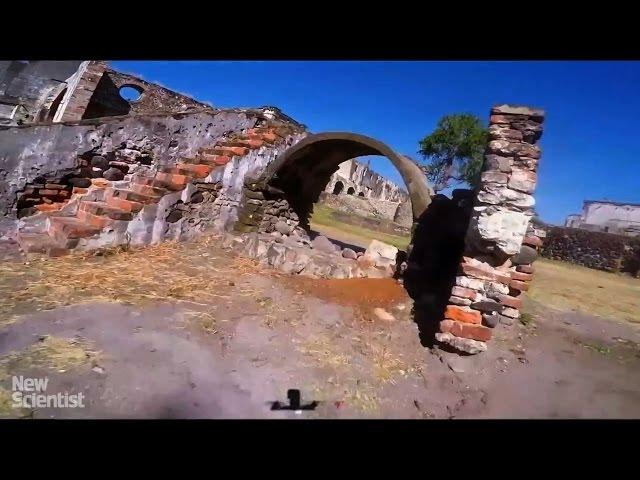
403, 190, 474, 347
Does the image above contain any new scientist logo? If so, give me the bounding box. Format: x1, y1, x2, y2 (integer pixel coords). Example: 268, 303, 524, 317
12, 376, 85, 409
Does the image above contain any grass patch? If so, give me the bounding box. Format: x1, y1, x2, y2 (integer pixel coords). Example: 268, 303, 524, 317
528, 259, 640, 325
0, 336, 99, 380
519, 312, 535, 327
310, 204, 410, 250
574, 340, 613, 356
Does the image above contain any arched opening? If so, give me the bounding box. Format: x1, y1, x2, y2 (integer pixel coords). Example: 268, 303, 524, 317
238, 132, 434, 264
255, 132, 432, 228
332, 181, 344, 195
358, 192, 365, 197
119, 85, 144, 102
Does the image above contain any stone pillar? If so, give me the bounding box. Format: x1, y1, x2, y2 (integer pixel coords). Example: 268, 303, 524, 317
436, 104, 545, 354
54, 61, 107, 122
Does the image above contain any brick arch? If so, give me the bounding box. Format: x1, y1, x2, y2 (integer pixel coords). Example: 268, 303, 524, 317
260, 132, 433, 224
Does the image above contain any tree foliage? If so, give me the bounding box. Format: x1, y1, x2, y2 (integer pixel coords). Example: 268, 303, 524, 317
418, 113, 488, 192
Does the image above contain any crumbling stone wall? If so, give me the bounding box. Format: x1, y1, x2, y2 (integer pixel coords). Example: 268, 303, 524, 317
0, 61, 84, 125
82, 68, 212, 119
541, 226, 640, 274
0, 109, 260, 215
324, 158, 409, 202
436, 105, 546, 354
54, 61, 107, 122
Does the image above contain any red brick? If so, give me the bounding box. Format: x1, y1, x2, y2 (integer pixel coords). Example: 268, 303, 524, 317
45, 183, 66, 189
42, 197, 53, 204
510, 279, 529, 292
199, 154, 232, 166
206, 146, 249, 157
511, 270, 533, 282
516, 264, 535, 274
39, 189, 59, 196
444, 305, 482, 325
440, 319, 492, 342
77, 209, 113, 229
225, 138, 264, 149
496, 293, 523, 309
461, 262, 511, 284
35, 203, 62, 212
106, 196, 143, 213
253, 132, 278, 143
451, 286, 477, 300
155, 172, 190, 187
175, 163, 213, 178
91, 178, 112, 188
523, 235, 543, 248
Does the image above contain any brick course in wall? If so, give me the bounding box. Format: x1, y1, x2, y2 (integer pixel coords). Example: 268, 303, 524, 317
436, 104, 546, 354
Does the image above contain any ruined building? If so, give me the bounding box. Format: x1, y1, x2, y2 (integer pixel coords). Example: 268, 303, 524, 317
325, 159, 408, 202
565, 200, 640, 236
0, 60, 547, 355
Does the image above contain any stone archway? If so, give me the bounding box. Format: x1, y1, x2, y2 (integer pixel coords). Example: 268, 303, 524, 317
234, 132, 435, 281
332, 181, 344, 195
253, 132, 433, 232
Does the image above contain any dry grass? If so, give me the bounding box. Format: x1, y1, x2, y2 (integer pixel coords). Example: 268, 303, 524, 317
310, 204, 410, 250
297, 334, 352, 369
0, 235, 263, 326
528, 259, 640, 324
0, 336, 99, 381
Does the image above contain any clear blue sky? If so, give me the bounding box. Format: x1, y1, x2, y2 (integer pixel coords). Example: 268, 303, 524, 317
111, 61, 640, 225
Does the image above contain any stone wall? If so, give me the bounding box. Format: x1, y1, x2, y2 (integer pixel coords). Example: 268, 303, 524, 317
0, 109, 260, 215
436, 105, 546, 354
324, 158, 409, 202
541, 226, 640, 274
82, 68, 212, 119
55, 61, 106, 122
0, 61, 84, 125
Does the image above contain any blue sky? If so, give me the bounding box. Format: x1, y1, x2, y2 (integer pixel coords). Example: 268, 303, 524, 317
111, 61, 640, 225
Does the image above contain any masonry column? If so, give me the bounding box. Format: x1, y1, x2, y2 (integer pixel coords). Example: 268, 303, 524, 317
54, 61, 107, 122
436, 104, 546, 354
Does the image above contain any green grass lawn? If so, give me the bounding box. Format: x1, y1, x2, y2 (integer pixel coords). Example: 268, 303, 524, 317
309, 204, 411, 250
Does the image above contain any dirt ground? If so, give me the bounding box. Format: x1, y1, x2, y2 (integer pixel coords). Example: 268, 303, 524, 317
1, 234, 639, 419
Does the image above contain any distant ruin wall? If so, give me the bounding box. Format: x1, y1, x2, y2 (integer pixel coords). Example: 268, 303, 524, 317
324, 159, 408, 202
541, 226, 640, 275
0, 110, 259, 215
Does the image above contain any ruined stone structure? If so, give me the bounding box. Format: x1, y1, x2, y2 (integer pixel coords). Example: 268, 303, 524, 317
541, 226, 640, 275
325, 158, 408, 202
434, 105, 546, 353
322, 158, 412, 228
1, 61, 83, 125
565, 200, 640, 237
0, 61, 549, 354
0, 60, 211, 127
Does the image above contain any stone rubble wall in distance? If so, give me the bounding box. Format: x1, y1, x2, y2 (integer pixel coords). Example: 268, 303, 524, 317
436, 104, 546, 354
541, 225, 640, 275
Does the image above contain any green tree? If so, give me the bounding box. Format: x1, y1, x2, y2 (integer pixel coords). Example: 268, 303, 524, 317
418, 113, 488, 192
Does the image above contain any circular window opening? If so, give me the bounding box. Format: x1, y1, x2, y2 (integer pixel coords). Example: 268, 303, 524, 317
119, 85, 144, 102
